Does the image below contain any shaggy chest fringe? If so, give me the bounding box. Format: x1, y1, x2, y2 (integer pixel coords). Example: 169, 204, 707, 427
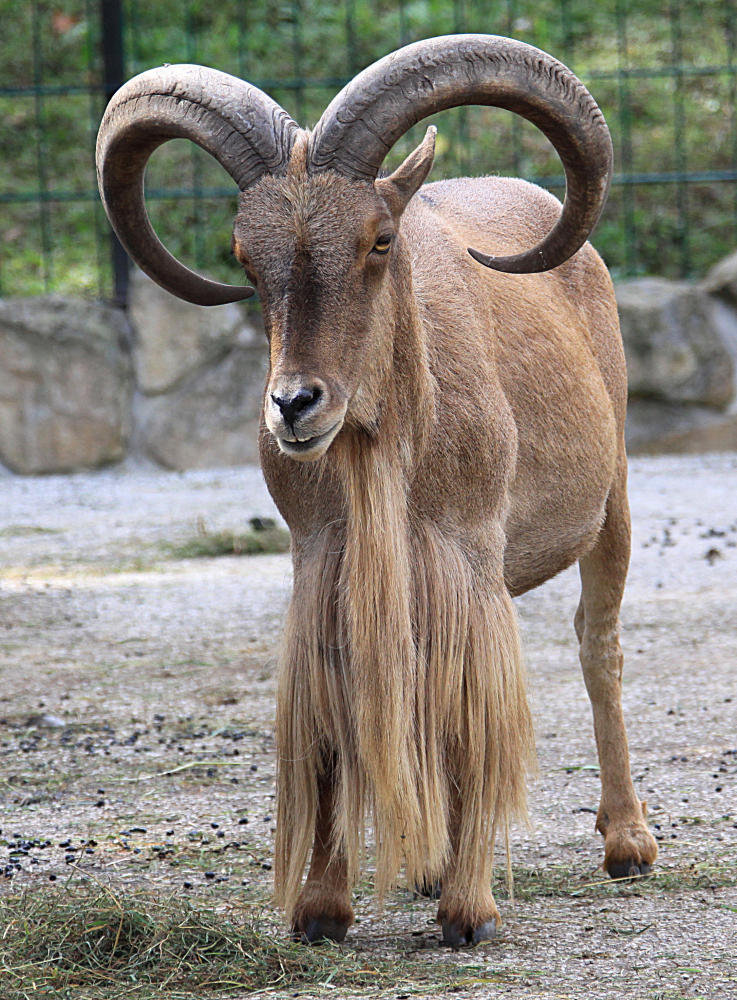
274, 439, 535, 917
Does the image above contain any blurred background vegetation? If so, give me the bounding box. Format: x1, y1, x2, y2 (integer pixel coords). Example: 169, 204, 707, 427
3, 0, 737, 301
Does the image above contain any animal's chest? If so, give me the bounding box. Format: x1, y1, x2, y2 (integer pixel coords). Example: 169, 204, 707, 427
258, 423, 345, 537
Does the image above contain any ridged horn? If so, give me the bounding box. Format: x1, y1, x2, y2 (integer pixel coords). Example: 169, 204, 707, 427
308, 34, 612, 274
96, 64, 300, 305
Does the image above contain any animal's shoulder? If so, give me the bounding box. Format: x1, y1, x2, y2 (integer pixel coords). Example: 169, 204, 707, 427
414, 175, 562, 229
404, 175, 608, 295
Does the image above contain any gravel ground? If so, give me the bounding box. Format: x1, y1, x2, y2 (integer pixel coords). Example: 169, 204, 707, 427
0, 453, 735, 999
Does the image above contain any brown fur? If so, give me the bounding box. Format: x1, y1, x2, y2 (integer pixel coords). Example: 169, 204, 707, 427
233, 131, 658, 937
274, 427, 534, 919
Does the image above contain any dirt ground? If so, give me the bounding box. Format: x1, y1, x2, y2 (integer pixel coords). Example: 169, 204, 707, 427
0, 453, 735, 999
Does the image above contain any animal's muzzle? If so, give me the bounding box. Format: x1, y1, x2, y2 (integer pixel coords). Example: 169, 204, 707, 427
271, 383, 323, 429
265, 374, 347, 461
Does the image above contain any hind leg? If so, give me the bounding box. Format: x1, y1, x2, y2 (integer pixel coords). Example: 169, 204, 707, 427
577, 456, 658, 878
291, 768, 354, 944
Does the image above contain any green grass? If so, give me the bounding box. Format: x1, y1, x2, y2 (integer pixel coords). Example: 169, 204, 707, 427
0, 885, 415, 999
4, 0, 737, 296
493, 859, 737, 901
0, 525, 60, 537
165, 518, 290, 559
2, 860, 734, 998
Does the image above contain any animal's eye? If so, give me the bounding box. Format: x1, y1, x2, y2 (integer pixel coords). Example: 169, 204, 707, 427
372, 235, 393, 255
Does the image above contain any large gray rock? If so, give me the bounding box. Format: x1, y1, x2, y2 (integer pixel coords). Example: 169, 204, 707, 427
626, 399, 737, 455
702, 248, 737, 307
0, 297, 132, 474
128, 268, 256, 394
616, 278, 735, 408
135, 341, 267, 469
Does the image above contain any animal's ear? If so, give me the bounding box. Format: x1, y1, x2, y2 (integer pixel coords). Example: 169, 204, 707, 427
375, 125, 436, 219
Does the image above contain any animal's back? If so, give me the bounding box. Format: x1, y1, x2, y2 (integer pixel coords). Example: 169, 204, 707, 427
405, 176, 627, 594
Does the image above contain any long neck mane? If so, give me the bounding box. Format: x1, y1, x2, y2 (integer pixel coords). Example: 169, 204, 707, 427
334, 267, 439, 894
274, 248, 534, 917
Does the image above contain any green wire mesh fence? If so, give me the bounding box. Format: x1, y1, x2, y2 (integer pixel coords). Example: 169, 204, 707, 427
3, 0, 737, 303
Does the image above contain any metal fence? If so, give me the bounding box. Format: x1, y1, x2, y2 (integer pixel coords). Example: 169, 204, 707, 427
3, 0, 737, 304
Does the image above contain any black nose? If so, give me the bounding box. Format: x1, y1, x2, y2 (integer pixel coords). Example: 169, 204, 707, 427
271, 385, 322, 426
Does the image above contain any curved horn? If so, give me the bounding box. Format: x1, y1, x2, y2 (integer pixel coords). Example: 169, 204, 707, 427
308, 35, 612, 274
96, 64, 300, 305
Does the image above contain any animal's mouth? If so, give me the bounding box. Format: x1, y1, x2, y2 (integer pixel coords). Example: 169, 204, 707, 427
277, 421, 342, 460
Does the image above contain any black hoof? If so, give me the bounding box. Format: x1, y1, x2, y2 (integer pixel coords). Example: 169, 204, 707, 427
607, 860, 652, 880
414, 877, 442, 899
293, 916, 349, 945
441, 918, 497, 948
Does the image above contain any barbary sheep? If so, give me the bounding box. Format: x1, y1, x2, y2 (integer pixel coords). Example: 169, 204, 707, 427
97, 34, 658, 947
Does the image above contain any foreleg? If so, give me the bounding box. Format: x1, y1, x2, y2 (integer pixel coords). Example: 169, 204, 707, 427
291, 765, 354, 943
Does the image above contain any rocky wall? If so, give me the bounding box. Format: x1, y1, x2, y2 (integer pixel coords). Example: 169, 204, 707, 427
0, 270, 267, 474
620, 252, 737, 454
2, 257, 737, 474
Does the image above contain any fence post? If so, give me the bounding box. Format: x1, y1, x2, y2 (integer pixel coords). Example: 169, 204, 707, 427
100, 0, 129, 307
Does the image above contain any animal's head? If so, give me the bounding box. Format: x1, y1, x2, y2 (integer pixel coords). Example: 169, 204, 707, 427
97, 35, 612, 462
229, 131, 438, 459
